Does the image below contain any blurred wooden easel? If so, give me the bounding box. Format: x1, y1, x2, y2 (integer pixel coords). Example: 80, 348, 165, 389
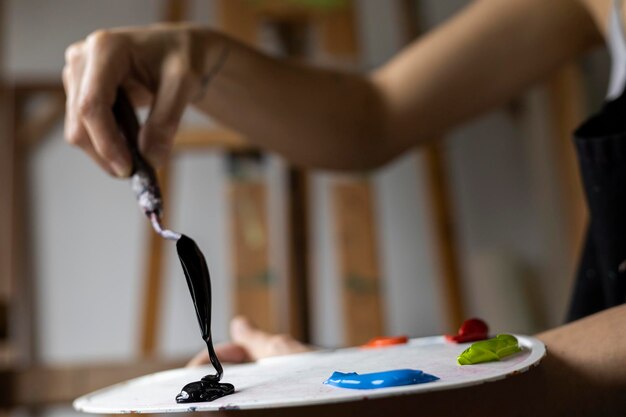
141, 0, 388, 351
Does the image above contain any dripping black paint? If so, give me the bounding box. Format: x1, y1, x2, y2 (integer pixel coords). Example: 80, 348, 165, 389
175, 235, 234, 403
112, 89, 232, 403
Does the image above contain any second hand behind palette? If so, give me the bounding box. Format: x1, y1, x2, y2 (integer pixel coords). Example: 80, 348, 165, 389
112, 89, 234, 403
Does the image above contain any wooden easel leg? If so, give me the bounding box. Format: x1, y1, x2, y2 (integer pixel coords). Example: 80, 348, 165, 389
287, 168, 311, 343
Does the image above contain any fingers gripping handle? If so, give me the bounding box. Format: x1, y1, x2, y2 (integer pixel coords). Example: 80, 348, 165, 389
112, 88, 163, 218
112, 88, 180, 241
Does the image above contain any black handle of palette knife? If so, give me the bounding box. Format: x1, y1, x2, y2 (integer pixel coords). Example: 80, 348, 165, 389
112, 88, 163, 218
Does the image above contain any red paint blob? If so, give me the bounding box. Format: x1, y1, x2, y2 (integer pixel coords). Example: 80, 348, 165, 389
445, 318, 489, 343
362, 335, 409, 348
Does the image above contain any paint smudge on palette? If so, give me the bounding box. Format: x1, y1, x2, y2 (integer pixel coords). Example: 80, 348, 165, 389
324, 369, 439, 390
176, 378, 235, 403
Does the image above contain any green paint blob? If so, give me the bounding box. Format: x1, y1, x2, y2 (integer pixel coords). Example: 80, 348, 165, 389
457, 334, 522, 365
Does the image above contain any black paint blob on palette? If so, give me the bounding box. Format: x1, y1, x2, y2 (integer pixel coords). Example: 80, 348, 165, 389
175, 235, 235, 403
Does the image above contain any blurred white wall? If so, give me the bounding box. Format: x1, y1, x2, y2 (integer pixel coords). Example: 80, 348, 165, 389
6, 0, 224, 364
3, 0, 610, 378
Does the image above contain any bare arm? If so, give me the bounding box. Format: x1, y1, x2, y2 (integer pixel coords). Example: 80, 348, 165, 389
373, 0, 603, 158
64, 0, 604, 174
203, 0, 604, 169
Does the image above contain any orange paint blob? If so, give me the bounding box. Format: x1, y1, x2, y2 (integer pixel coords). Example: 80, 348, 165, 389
362, 335, 409, 348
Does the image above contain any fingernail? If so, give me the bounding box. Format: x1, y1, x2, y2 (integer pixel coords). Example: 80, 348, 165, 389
111, 159, 131, 177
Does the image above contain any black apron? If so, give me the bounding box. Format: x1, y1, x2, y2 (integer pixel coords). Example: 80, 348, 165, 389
567, 88, 626, 321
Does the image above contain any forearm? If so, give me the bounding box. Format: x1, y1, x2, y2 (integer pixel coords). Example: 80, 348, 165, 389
193, 34, 384, 170
536, 304, 626, 414
373, 0, 604, 157
195, 0, 603, 170
63, 0, 607, 175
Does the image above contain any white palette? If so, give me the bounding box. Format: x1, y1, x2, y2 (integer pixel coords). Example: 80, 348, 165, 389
74, 335, 545, 414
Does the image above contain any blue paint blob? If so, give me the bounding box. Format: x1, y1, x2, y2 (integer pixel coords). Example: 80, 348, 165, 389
323, 369, 439, 390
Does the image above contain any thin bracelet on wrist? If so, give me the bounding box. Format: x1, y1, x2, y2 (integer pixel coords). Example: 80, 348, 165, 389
194, 43, 230, 102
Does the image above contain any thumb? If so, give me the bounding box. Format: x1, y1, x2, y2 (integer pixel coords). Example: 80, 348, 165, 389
139, 56, 194, 167
230, 316, 310, 360
229, 316, 274, 360
186, 342, 249, 368
215, 342, 250, 364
